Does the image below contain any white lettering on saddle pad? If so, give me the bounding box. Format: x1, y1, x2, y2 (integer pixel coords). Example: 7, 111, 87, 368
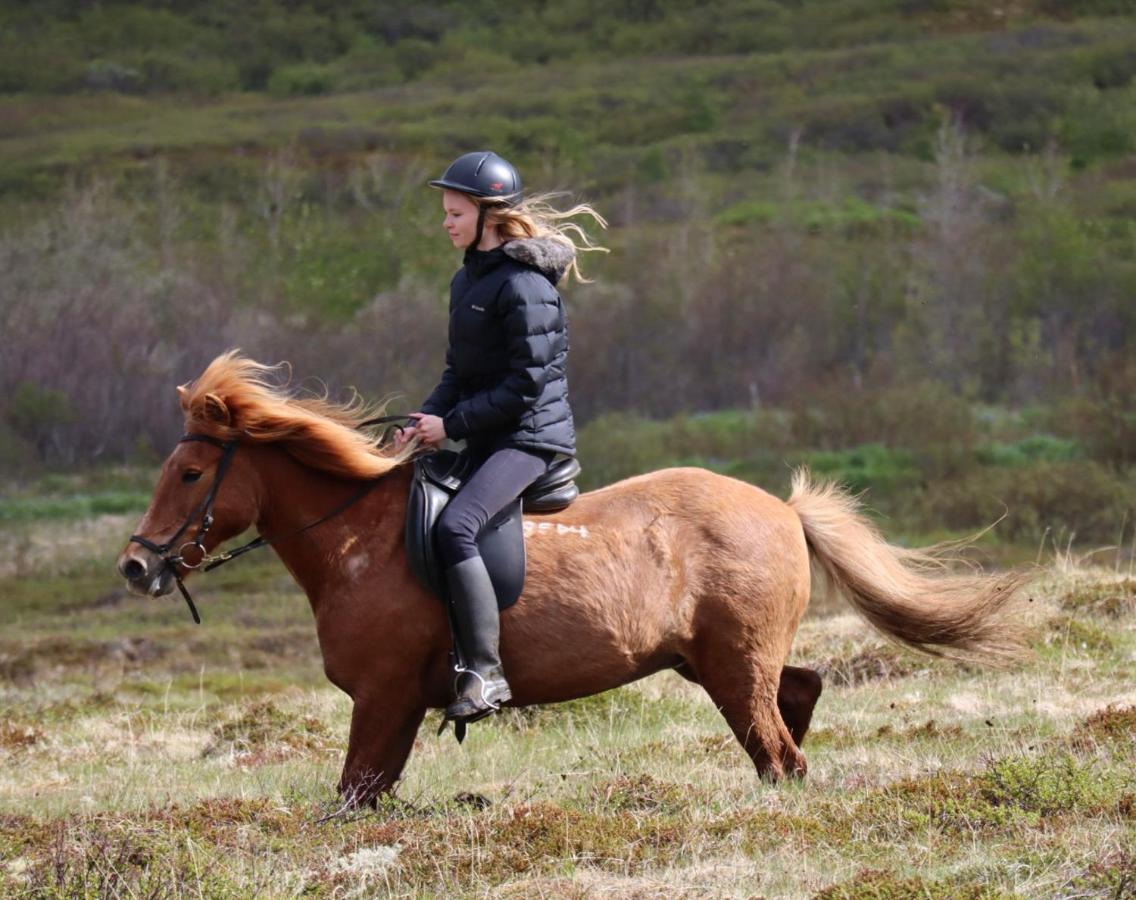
523, 521, 590, 539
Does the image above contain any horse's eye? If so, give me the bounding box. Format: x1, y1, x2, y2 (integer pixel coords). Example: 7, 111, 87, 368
182, 470, 202, 484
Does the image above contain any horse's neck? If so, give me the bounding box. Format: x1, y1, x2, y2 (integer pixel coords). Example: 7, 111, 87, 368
255, 451, 411, 609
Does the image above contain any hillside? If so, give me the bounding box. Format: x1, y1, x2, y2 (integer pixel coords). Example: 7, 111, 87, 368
1, 2, 1135, 546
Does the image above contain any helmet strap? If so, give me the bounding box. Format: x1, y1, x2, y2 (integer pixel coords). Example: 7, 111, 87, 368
470, 204, 488, 250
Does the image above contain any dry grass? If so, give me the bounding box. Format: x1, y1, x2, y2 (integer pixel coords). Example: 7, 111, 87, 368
1, 515, 1134, 897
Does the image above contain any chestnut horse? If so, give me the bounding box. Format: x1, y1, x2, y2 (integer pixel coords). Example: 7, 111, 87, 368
117, 353, 1024, 805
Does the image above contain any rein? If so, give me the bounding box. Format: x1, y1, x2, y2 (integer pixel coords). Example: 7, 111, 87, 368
129, 414, 416, 625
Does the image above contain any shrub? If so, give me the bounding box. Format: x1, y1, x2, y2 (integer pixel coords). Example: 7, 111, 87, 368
4, 383, 74, 459
801, 443, 922, 501
975, 434, 1082, 467
1081, 46, 1136, 89
921, 460, 1136, 543
0, 423, 35, 475
84, 60, 143, 93
1059, 355, 1136, 467
267, 63, 336, 97
791, 382, 976, 477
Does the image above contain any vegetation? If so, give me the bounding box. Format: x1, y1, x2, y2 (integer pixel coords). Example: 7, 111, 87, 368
2, 4, 1136, 483
2, 5, 1133, 893
1, 510, 1133, 896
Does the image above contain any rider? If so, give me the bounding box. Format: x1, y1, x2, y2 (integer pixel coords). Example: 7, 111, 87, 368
397, 150, 605, 724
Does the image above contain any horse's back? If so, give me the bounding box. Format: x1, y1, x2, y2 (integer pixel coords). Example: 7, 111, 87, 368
528, 464, 808, 599
572, 466, 800, 534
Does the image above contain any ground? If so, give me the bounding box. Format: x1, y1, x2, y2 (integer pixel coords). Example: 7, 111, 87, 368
1, 514, 1134, 897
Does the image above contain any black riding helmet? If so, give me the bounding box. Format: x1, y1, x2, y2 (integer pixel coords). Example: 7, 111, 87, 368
429, 151, 524, 250
429, 151, 523, 206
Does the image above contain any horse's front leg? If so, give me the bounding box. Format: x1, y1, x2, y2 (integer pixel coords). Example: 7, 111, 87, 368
337, 692, 427, 808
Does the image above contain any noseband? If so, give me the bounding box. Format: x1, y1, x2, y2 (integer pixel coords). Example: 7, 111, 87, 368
129, 416, 414, 625
128, 434, 236, 623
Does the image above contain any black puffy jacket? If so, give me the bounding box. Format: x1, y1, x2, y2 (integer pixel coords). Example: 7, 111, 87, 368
420, 237, 577, 456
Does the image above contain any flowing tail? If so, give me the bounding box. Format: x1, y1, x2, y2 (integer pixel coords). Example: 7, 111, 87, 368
788, 469, 1029, 661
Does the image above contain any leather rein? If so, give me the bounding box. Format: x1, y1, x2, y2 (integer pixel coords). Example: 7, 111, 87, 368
128, 415, 415, 625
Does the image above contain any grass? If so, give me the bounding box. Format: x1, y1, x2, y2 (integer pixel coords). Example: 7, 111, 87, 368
1, 511, 1134, 896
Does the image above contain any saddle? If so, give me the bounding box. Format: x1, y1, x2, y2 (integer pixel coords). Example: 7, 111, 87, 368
405, 449, 580, 609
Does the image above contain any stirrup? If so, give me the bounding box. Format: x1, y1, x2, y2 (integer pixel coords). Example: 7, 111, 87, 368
446, 666, 512, 722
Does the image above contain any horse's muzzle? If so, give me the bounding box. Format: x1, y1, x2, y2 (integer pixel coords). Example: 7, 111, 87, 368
117, 548, 176, 597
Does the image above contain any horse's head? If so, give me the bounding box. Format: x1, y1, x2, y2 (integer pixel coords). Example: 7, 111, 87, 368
117, 351, 410, 598
116, 388, 260, 597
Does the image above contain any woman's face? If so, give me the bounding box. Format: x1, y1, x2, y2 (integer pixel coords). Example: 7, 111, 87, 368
442, 190, 480, 249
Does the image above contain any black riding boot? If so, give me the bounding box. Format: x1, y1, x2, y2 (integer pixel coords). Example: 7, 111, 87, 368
445, 556, 512, 723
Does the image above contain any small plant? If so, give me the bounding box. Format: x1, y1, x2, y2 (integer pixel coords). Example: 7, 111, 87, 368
201, 699, 330, 761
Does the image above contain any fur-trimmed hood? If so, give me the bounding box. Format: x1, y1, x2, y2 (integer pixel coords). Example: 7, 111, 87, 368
503, 237, 575, 285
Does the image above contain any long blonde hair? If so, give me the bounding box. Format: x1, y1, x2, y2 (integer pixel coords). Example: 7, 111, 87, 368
480, 192, 608, 284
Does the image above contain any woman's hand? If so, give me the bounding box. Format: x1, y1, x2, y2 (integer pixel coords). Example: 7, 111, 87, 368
401, 413, 446, 448
392, 421, 417, 450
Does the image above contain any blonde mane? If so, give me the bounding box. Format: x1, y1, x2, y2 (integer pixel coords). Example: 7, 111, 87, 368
178, 351, 413, 480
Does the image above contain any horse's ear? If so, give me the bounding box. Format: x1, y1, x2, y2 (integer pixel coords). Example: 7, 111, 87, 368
202, 393, 232, 426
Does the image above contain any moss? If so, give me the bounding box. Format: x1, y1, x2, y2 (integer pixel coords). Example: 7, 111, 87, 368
1042, 615, 1115, 652
708, 808, 844, 851
377, 802, 692, 884
0, 719, 44, 751
1059, 579, 1136, 618
14, 818, 248, 898
156, 798, 307, 845
1062, 850, 1136, 898
1072, 704, 1136, 748
201, 698, 331, 760
893, 719, 964, 741
982, 752, 1131, 817
814, 868, 1005, 899
849, 771, 1017, 836
844, 749, 1131, 841
816, 645, 923, 687
588, 774, 692, 816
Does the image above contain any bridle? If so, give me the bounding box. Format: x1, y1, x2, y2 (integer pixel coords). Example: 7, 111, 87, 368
129, 416, 414, 625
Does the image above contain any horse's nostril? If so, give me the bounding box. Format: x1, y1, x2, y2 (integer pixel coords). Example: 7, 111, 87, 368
123, 558, 147, 581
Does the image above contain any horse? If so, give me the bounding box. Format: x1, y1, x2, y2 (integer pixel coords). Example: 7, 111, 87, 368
117, 352, 1025, 806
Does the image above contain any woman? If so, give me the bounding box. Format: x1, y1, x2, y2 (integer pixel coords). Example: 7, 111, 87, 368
397, 150, 605, 724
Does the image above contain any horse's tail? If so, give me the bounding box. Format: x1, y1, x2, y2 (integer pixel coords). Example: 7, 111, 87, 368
787, 468, 1028, 661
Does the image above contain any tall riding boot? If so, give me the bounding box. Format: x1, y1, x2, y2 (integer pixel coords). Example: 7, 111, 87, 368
445, 556, 513, 723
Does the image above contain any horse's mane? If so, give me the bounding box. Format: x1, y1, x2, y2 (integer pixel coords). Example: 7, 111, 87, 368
178, 350, 412, 480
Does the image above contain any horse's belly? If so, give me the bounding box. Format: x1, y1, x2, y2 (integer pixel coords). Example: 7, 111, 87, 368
503, 521, 683, 704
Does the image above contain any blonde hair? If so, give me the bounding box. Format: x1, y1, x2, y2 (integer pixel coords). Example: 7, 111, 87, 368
479, 192, 608, 284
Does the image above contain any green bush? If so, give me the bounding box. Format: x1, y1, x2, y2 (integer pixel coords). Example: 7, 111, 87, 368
1058, 356, 1136, 467
267, 63, 336, 97
137, 54, 238, 95
791, 383, 976, 477
1080, 46, 1136, 89
801, 443, 922, 501
975, 434, 1082, 467
84, 60, 143, 93
5, 383, 74, 457
575, 409, 793, 491
0, 423, 35, 475
921, 460, 1136, 543
1037, 0, 1136, 14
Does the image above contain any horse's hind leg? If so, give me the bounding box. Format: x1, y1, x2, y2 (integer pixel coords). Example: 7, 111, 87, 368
676, 662, 823, 748
778, 665, 823, 747
691, 643, 807, 781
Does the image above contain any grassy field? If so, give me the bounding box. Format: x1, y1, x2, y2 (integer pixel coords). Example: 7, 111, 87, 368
1, 507, 1134, 897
